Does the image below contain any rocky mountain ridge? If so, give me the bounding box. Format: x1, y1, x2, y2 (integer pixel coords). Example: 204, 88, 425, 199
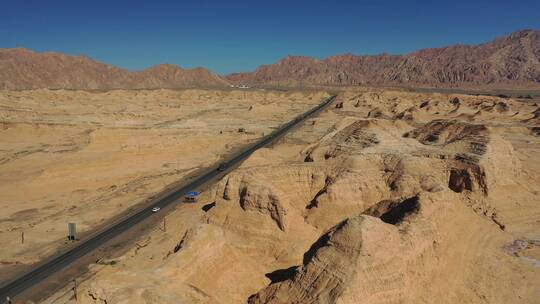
1, 29, 539, 90
227, 29, 540, 88
0, 48, 229, 90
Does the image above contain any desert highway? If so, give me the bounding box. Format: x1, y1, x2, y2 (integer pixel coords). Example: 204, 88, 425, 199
0, 94, 336, 301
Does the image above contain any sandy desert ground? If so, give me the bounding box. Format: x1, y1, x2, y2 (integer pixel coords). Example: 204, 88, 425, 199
35, 88, 540, 304
0, 88, 328, 281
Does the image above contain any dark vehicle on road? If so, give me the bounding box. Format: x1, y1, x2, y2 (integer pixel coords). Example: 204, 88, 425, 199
217, 163, 227, 172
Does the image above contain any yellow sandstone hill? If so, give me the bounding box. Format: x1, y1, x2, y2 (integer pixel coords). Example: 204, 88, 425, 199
44, 89, 539, 304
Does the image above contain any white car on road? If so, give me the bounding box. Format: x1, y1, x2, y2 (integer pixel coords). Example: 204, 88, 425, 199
152, 207, 161, 212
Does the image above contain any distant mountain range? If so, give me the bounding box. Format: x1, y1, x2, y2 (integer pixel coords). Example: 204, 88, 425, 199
1, 29, 539, 90
0, 48, 228, 90
228, 29, 540, 89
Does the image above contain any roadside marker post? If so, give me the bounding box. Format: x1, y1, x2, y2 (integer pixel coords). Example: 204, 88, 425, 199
68, 223, 77, 241
73, 279, 78, 302
163, 216, 166, 233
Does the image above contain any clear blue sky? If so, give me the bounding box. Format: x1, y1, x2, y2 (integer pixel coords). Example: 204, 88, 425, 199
2, 0, 539, 74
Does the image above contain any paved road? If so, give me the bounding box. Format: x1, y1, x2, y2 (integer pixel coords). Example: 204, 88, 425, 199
0, 95, 336, 300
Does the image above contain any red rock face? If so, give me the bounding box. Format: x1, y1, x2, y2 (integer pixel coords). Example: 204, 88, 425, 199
227, 30, 540, 88
0, 49, 229, 90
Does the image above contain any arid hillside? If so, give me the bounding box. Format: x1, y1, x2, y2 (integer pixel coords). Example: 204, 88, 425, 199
0, 88, 327, 282
0, 49, 229, 90
45, 88, 540, 304
228, 29, 540, 89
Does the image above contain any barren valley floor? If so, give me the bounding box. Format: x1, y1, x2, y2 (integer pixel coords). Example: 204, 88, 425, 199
0, 89, 326, 283
1, 88, 539, 303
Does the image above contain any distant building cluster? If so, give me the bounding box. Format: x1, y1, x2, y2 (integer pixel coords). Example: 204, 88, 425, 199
230, 84, 250, 89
